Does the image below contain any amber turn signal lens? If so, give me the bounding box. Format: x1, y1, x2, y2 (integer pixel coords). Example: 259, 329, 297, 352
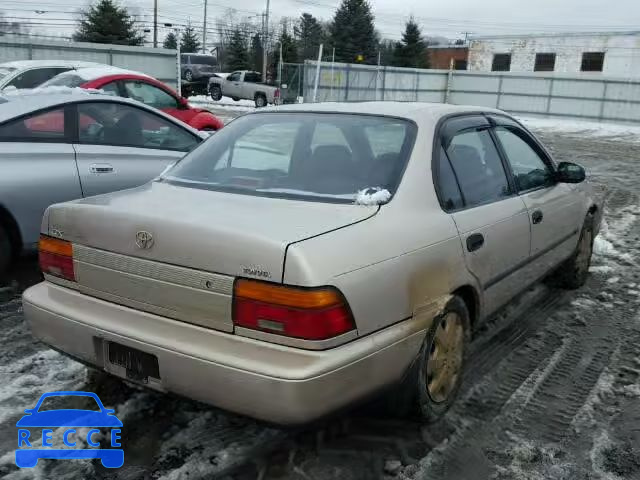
234, 279, 343, 309
39, 235, 73, 257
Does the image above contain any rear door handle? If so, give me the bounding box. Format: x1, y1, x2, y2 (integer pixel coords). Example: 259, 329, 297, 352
532, 210, 544, 224
466, 233, 485, 252
89, 163, 114, 174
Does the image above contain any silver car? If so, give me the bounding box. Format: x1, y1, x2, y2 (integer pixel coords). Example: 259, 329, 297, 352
0, 91, 205, 273
0, 60, 101, 91
23, 102, 602, 425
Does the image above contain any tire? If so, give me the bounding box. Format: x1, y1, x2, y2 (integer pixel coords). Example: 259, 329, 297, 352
184, 70, 194, 82
210, 86, 222, 101
254, 93, 267, 108
0, 225, 12, 278
391, 296, 470, 422
551, 217, 594, 289
232, 97, 240, 102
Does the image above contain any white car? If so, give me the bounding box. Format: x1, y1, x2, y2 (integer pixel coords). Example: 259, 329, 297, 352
0, 60, 102, 91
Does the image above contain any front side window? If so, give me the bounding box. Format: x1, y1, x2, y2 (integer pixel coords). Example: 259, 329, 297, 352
164, 113, 416, 203
445, 129, 510, 207
0, 108, 65, 141
77, 102, 199, 151
123, 81, 178, 109
227, 72, 242, 82
495, 127, 554, 192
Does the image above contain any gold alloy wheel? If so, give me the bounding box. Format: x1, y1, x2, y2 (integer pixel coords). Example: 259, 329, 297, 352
426, 312, 464, 403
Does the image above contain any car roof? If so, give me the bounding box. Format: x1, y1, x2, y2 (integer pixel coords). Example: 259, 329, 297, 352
64, 66, 150, 81
263, 101, 505, 122
0, 60, 101, 69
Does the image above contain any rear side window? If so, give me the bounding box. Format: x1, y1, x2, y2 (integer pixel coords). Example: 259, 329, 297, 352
436, 147, 464, 211
244, 72, 261, 83
0, 108, 66, 141
445, 129, 510, 207
7, 67, 71, 89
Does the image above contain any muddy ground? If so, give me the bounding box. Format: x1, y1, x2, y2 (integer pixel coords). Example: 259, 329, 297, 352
0, 110, 639, 479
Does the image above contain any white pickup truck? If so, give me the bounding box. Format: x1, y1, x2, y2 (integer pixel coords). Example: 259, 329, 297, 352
208, 71, 280, 107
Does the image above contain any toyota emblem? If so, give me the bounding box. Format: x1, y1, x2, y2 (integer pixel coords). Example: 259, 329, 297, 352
135, 231, 154, 249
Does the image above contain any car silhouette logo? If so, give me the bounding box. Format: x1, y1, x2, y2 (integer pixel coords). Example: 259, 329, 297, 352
16, 391, 124, 468
135, 230, 154, 249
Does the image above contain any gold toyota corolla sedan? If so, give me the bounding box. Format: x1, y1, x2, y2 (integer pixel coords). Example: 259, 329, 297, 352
23, 102, 603, 425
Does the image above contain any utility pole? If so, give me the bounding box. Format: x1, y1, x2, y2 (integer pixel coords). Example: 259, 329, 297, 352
176, 28, 182, 96
262, 0, 270, 82
202, 0, 208, 53
153, 0, 158, 48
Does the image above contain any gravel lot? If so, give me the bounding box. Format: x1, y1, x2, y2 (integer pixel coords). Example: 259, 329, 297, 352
1, 108, 639, 480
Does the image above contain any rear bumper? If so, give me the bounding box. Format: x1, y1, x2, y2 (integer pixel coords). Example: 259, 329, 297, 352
23, 282, 424, 425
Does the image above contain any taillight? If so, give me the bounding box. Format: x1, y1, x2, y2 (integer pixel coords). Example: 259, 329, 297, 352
233, 279, 355, 341
39, 235, 75, 282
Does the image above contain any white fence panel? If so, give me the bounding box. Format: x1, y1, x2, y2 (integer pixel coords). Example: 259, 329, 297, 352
303, 60, 640, 124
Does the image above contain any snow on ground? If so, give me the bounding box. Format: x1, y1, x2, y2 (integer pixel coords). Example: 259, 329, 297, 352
189, 95, 255, 110
519, 116, 640, 142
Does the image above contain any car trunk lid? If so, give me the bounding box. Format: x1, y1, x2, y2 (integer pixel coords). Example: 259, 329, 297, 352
46, 182, 377, 332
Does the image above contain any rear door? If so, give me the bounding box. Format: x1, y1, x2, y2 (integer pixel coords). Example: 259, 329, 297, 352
72, 101, 201, 197
436, 115, 531, 316
0, 106, 81, 248
490, 116, 584, 277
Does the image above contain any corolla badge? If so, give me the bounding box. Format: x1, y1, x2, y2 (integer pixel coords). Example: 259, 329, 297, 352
135, 231, 154, 249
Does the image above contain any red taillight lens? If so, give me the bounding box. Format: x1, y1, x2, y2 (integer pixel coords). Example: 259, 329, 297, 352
39, 235, 75, 282
233, 279, 355, 341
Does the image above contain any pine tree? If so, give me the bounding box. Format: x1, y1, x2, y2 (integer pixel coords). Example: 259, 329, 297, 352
180, 22, 201, 53
327, 0, 378, 64
163, 32, 177, 49
294, 13, 323, 61
225, 28, 249, 71
280, 30, 298, 64
73, 0, 143, 46
250, 33, 263, 73
392, 18, 428, 68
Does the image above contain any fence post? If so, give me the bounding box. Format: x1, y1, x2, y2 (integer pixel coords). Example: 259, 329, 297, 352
108, 49, 114, 65
312, 44, 323, 103
381, 66, 386, 101
546, 77, 554, 115
599, 81, 609, 122
444, 59, 454, 103
415, 69, 420, 101
28, 43, 33, 60
344, 64, 351, 101
496, 75, 504, 108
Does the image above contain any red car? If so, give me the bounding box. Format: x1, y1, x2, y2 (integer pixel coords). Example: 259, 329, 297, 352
42, 68, 224, 131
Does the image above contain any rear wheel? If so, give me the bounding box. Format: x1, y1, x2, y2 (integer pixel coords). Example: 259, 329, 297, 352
254, 93, 267, 108
390, 296, 470, 422
184, 70, 194, 82
551, 217, 594, 289
0, 225, 12, 279
210, 85, 222, 101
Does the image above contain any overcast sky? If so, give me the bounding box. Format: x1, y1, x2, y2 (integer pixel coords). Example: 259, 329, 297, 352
4, 0, 640, 44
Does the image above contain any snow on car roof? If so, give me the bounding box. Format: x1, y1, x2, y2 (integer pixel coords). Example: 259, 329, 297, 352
265, 101, 503, 122
0, 60, 102, 69
70, 66, 151, 80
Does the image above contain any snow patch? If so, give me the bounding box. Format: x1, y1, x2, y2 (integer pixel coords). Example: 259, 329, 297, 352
520, 116, 640, 143
189, 95, 256, 110
354, 187, 391, 205
622, 384, 640, 397
4, 86, 100, 97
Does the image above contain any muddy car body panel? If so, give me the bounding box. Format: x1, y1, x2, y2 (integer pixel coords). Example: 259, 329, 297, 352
23, 102, 602, 424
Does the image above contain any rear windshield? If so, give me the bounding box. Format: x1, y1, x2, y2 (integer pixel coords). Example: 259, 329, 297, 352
163, 112, 416, 203
41, 73, 85, 88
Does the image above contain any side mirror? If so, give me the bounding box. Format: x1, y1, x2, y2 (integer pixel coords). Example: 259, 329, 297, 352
556, 162, 586, 183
